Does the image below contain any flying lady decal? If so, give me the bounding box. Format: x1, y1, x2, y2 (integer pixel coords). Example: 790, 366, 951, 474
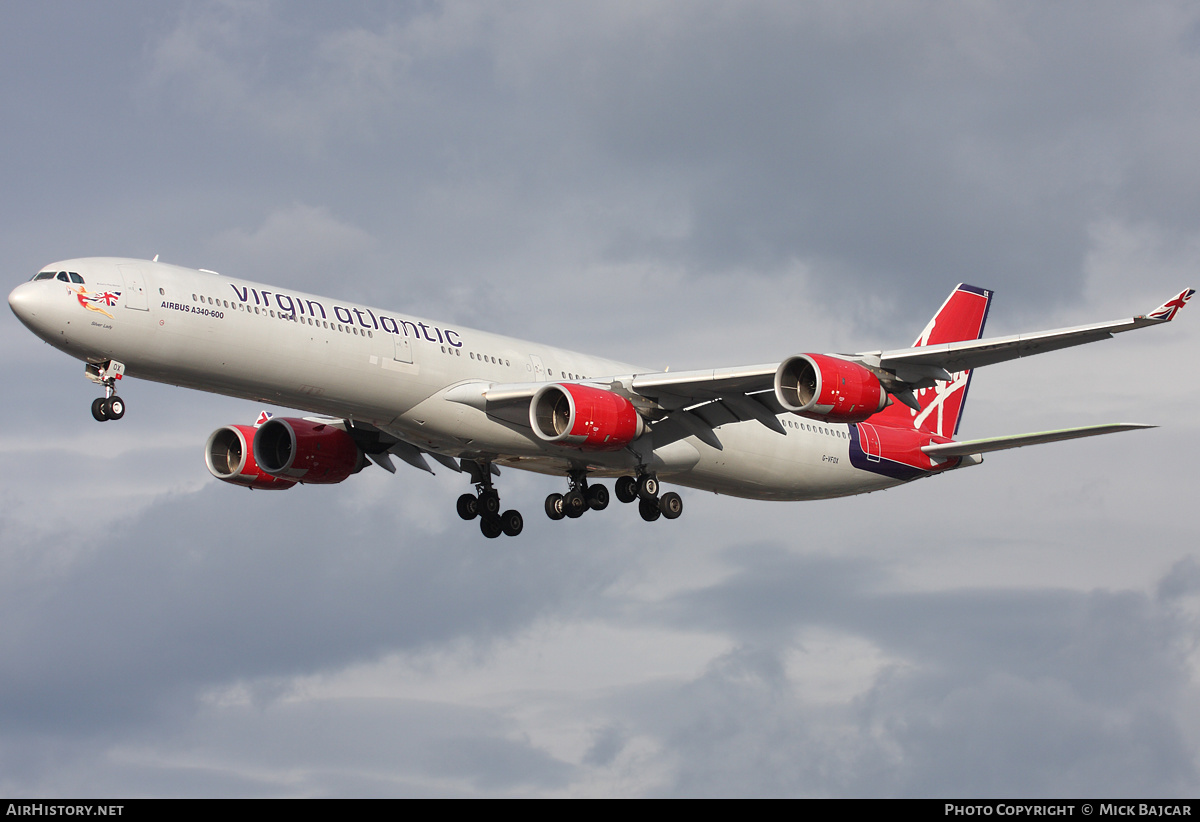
69, 285, 121, 320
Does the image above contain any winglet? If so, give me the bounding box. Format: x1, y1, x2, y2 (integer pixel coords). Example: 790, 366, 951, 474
1146, 288, 1194, 322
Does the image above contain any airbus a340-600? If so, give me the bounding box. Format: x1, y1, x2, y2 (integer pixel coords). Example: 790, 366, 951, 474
8, 257, 1193, 538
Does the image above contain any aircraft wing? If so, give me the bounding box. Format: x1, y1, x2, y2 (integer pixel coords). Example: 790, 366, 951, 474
862, 288, 1195, 375
445, 288, 1192, 449
629, 289, 1195, 406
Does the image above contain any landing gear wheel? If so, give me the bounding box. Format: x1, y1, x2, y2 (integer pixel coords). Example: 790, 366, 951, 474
104, 396, 125, 420
586, 484, 610, 511
91, 397, 109, 422
480, 516, 503, 539
457, 493, 480, 521
615, 476, 638, 503
500, 510, 524, 537
639, 497, 662, 522
545, 493, 565, 521
563, 490, 587, 518
479, 490, 501, 517
637, 474, 659, 502
658, 491, 683, 520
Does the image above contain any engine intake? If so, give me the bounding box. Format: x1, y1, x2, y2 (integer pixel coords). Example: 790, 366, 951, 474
530, 383, 644, 450
205, 425, 297, 490
774, 354, 889, 423
253, 418, 367, 484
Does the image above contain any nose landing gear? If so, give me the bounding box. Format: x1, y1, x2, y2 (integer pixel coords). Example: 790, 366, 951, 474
86, 361, 127, 422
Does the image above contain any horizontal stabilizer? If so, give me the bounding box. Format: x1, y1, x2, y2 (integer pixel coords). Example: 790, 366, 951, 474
921, 423, 1156, 458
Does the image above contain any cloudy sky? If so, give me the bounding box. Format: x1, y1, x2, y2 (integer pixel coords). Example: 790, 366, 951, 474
3, 0, 1200, 797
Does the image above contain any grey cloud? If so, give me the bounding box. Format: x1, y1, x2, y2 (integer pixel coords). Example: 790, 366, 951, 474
0, 480, 621, 738
606, 548, 1200, 797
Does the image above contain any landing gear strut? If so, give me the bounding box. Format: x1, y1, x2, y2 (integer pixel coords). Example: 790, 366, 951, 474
86, 360, 126, 422
457, 460, 523, 538
615, 472, 682, 522
545, 471, 609, 522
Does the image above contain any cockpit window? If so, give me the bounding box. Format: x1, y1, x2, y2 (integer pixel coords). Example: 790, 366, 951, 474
31, 270, 84, 283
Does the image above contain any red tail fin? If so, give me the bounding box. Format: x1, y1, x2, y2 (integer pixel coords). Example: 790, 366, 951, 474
872, 284, 993, 437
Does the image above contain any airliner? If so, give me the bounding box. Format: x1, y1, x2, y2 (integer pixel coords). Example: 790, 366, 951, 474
8, 257, 1193, 538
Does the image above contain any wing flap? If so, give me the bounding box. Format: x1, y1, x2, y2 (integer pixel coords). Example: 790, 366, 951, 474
630, 364, 778, 402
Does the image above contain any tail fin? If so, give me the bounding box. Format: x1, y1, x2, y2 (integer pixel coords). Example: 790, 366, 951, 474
872, 284, 993, 437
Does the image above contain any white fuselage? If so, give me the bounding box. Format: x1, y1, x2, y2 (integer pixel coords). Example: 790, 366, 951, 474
9, 257, 907, 500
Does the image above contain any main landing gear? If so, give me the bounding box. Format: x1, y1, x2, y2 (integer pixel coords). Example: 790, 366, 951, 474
544, 471, 609, 521
456, 460, 523, 539
86, 360, 127, 422
545, 471, 683, 524
614, 473, 683, 522
457, 464, 684, 538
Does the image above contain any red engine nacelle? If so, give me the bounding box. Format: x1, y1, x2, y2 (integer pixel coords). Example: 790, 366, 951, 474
774, 354, 889, 423
530, 383, 645, 450
205, 425, 297, 490
252, 418, 367, 484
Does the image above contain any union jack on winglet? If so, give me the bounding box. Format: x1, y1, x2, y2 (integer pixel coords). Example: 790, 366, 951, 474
1147, 288, 1195, 322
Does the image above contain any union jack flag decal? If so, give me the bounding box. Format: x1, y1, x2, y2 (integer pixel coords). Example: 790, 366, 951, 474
96, 291, 121, 306
1147, 288, 1195, 322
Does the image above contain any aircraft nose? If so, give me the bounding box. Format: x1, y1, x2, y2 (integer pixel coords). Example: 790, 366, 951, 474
8, 281, 50, 334
8, 282, 36, 321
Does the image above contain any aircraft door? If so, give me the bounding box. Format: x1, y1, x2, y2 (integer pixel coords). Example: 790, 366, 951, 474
394, 334, 413, 363
529, 354, 546, 381
117, 263, 149, 311
857, 422, 881, 462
